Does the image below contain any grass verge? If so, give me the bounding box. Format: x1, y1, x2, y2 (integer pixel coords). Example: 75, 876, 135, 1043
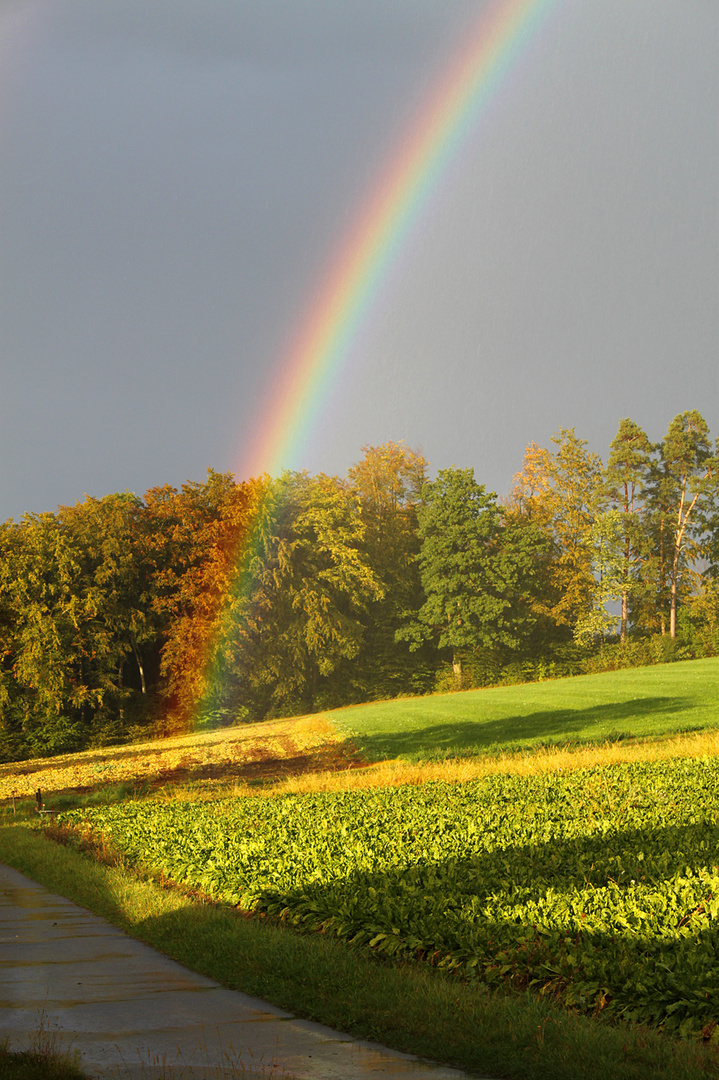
0, 1041, 87, 1080
2, 826, 718, 1080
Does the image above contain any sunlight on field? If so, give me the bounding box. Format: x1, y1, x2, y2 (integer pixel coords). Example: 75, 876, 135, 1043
5, 661, 719, 804
235, 727, 719, 799
0, 714, 343, 799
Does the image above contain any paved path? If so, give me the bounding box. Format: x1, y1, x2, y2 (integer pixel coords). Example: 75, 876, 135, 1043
0, 863, 488, 1080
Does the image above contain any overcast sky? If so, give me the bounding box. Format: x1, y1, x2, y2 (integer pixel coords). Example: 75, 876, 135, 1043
0, 0, 716, 520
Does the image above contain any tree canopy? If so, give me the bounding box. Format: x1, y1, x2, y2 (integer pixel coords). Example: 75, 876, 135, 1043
2, 416, 718, 761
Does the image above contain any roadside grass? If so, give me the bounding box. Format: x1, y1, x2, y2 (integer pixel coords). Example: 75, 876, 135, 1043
2, 825, 718, 1080
0, 1036, 87, 1080
329, 658, 719, 761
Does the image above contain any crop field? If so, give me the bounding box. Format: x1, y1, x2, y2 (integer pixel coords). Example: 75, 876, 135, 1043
61, 753, 719, 1038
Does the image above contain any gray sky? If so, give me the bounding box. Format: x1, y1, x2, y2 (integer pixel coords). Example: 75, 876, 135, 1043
0, 0, 717, 520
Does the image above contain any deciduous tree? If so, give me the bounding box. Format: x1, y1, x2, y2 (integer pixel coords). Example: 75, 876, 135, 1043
347, 442, 433, 698
234, 472, 383, 716
401, 468, 543, 675
507, 428, 605, 638
604, 418, 652, 642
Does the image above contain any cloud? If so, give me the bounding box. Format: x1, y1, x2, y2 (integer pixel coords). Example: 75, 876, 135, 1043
47, 0, 480, 66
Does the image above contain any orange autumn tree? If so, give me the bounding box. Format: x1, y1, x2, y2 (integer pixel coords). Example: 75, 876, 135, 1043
144, 470, 268, 733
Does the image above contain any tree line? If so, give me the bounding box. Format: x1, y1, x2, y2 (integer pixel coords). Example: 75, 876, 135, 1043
1, 410, 717, 761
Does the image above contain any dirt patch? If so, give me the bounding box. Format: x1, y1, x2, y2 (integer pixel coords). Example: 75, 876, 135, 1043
146, 742, 365, 789
0, 714, 357, 801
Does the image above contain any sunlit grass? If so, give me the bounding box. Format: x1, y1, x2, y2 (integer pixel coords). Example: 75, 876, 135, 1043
328, 658, 719, 761
5, 659, 719, 811
0, 714, 343, 800
6, 659, 719, 1077
243, 725, 719, 799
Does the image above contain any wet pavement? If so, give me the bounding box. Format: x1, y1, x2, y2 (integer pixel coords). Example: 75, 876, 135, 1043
0, 863, 486, 1080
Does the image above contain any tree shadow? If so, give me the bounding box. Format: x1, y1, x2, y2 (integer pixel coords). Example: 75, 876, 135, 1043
248, 816, 719, 1031
356, 696, 695, 760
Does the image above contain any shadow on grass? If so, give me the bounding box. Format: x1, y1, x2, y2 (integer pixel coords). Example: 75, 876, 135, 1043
356, 696, 695, 760
2, 746, 364, 811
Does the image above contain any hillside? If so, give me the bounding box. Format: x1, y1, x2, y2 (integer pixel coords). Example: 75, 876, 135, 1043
4, 657, 719, 804
330, 657, 719, 761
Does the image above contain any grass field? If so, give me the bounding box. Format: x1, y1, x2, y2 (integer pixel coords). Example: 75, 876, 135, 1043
329, 658, 719, 761
3, 658, 719, 805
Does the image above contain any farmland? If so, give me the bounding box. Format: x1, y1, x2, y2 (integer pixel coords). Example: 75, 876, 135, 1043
60, 755, 719, 1037
4, 658, 719, 1077
4, 658, 719, 803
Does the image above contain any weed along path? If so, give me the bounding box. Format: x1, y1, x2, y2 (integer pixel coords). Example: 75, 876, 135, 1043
0, 863, 481, 1080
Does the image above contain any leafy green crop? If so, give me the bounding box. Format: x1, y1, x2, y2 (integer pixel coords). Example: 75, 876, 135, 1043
60, 757, 719, 1037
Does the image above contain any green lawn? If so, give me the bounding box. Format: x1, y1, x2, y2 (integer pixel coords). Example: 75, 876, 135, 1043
328, 658, 719, 760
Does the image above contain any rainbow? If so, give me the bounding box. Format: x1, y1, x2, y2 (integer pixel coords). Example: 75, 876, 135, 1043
196, 0, 558, 723
242, 0, 558, 480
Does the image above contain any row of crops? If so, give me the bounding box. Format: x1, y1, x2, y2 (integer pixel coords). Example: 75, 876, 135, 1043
59, 758, 719, 1037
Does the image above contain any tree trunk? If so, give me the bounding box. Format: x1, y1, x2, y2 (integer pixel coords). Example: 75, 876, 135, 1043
659, 515, 666, 635
118, 660, 124, 721
669, 559, 678, 640
669, 484, 699, 641
452, 652, 462, 677
620, 481, 630, 643
131, 638, 147, 695
620, 589, 628, 644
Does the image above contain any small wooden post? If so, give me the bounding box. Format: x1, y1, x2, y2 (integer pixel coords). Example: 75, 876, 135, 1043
35, 789, 42, 813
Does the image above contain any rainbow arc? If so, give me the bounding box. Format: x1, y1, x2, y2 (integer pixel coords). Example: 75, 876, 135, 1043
200, 0, 558, 720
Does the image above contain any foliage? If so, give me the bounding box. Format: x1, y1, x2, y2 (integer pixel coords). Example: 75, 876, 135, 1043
507, 429, 606, 637
6, 827, 717, 1080
0, 512, 108, 757
2, 415, 718, 760
573, 510, 625, 646
400, 468, 544, 672
347, 442, 437, 700
604, 418, 653, 642
231, 471, 383, 717
660, 411, 717, 638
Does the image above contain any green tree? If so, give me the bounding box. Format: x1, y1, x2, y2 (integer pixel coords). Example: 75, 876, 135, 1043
573, 510, 625, 646
347, 442, 434, 698
660, 411, 715, 639
401, 468, 543, 676
0, 512, 101, 756
57, 492, 158, 734
234, 472, 383, 717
